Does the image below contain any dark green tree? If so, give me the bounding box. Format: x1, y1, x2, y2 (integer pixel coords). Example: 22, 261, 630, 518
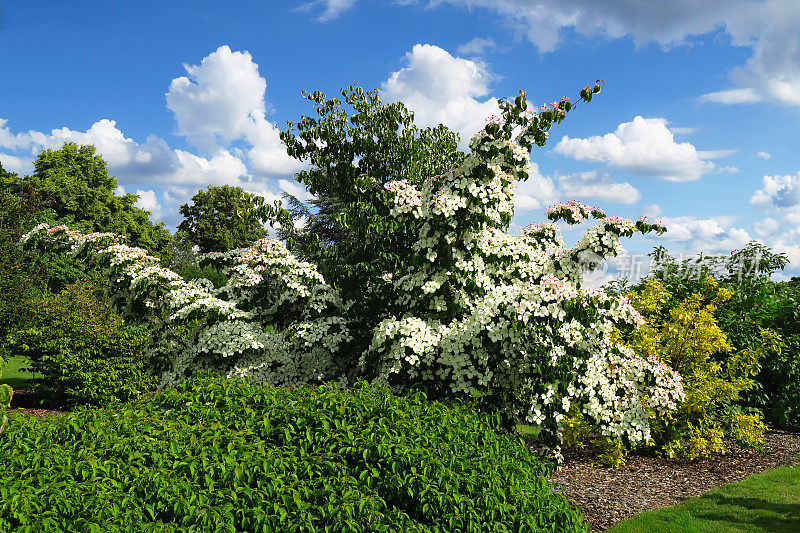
20, 142, 172, 257
274, 86, 465, 335
178, 185, 268, 253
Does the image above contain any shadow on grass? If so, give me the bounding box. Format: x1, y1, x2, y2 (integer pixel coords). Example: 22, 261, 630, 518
697, 495, 800, 533
0, 356, 35, 391
1, 377, 31, 390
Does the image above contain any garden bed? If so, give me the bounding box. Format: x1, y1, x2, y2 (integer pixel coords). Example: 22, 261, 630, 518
544, 430, 800, 531
7, 388, 68, 417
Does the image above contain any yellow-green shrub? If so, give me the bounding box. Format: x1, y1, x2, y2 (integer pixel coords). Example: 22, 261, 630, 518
563, 278, 778, 464
626, 278, 777, 459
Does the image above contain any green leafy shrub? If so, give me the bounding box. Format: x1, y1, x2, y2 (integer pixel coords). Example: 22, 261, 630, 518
718, 277, 800, 429
564, 278, 775, 464
0, 375, 588, 532
6, 275, 152, 406
643, 244, 800, 429
624, 278, 776, 459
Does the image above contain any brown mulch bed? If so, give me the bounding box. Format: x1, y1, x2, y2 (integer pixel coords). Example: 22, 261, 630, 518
540, 430, 800, 531
7, 388, 68, 417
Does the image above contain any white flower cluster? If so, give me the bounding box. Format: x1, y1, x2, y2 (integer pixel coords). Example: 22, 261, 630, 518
520, 222, 564, 250
20, 224, 352, 389
368, 93, 682, 449
20, 88, 681, 453
545, 200, 597, 224
384, 179, 423, 217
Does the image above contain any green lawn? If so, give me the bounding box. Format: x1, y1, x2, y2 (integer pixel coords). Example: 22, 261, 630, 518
610, 465, 800, 532
0, 356, 34, 390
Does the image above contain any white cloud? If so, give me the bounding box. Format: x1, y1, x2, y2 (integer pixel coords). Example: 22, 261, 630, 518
295, 0, 357, 22
697, 149, 737, 159
557, 170, 641, 204
457, 37, 497, 55
698, 88, 764, 104
639, 203, 663, 217
515, 162, 559, 210
0, 152, 26, 174
0, 46, 307, 228
278, 178, 314, 202
753, 217, 781, 237
170, 149, 249, 189
554, 116, 717, 182
381, 44, 500, 149
166, 45, 304, 176
716, 165, 740, 173
669, 126, 696, 135
656, 215, 753, 253
750, 172, 800, 209
513, 164, 640, 212
134, 189, 163, 220
406, 0, 800, 107
0, 115, 278, 227
757, 151, 772, 159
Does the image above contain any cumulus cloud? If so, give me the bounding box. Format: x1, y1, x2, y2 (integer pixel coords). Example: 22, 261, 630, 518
750, 172, 800, 210
757, 151, 772, 159
457, 37, 497, 55
404, 0, 800, 107
381, 44, 500, 149
166, 45, 304, 176
655, 215, 753, 253
0, 46, 312, 228
515, 162, 559, 211
295, 0, 357, 22
639, 203, 663, 217
753, 217, 781, 237
134, 189, 163, 220
513, 164, 640, 212
748, 173, 800, 271
557, 170, 641, 204
0, 152, 26, 174
554, 116, 718, 182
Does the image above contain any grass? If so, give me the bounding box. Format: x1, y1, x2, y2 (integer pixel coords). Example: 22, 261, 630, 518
516, 423, 541, 439
0, 356, 34, 390
609, 464, 800, 532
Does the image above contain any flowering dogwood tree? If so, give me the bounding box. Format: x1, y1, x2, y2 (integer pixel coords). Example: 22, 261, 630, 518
21, 82, 684, 451
361, 86, 683, 449
21, 225, 352, 389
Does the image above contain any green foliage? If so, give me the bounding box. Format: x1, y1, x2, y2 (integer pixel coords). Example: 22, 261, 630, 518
178, 185, 269, 253
163, 231, 228, 288
0, 185, 44, 349
0, 375, 588, 532
565, 277, 775, 464
275, 86, 465, 341
17, 142, 172, 258
716, 276, 800, 429
5, 275, 152, 406
623, 278, 772, 459
645, 244, 800, 429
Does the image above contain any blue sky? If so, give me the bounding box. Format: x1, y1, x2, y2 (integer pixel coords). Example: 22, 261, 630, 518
2, 0, 800, 280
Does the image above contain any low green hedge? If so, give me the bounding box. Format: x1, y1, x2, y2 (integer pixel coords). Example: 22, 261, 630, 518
0, 376, 587, 532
